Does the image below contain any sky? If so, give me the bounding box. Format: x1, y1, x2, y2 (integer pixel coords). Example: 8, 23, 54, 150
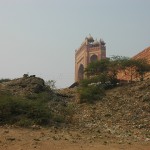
0, 0, 150, 88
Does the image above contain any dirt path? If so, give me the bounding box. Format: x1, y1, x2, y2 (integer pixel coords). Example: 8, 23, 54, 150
0, 127, 150, 150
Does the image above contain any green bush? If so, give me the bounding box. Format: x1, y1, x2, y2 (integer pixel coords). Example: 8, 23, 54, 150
52, 114, 65, 123
16, 118, 34, 127
78, 85, 105, 103
0, 91, 52, 126
51, 103, 75, 124
27, 101, 51, 125
0, 91, 76, 126
61, 103, 75, 123
80, 74, 109, 87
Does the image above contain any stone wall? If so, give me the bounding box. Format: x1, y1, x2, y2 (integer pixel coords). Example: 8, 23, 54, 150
117, 46, 150, 81
133, 46, 150, 79
133, 46, 150, 63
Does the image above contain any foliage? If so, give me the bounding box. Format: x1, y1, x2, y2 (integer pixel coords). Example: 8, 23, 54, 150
85, 56, 150, 83
50, 102, 75, 124
121, 58, 150, 82
80, 74, 109, 87
84, 56, 127, 86
108, 56, 129, 83
134, 59, 150, 81
78, 56, 150, 102
61, 103, 75, 123
0, 91, 52, 126
0, 90, 76, 126
0, 78, 11, 83
78, 85, 105, 103
85, 58, 110, 76
45, 80, 56, 89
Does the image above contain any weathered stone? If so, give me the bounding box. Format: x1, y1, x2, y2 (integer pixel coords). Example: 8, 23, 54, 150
0, 76, 49, 96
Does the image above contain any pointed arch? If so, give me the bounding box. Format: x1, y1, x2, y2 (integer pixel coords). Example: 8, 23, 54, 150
78, 64, 84, 81
90, 54, 98, 62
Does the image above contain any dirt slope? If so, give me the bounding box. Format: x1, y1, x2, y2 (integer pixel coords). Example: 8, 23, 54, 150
72, 80, 150, 143
0, 78, 150, 150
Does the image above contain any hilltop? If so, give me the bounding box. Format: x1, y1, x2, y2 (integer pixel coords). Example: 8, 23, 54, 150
0, 75, 49, 96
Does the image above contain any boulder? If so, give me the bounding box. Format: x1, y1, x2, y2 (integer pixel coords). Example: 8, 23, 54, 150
2, 76, 48, 96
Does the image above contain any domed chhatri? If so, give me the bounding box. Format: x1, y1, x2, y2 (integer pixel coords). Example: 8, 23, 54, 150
93, 39, 99, 46
100, 39, 106, 45
86, 34, 94, 43
75, 35, 106, 81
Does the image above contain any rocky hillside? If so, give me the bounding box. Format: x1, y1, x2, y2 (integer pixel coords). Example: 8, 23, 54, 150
70, 79, 150, 143
0, 75, 49, 96
0, 76, 150, 144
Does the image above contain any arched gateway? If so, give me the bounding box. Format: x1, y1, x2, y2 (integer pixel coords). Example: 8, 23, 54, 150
90, 54, 98, 62
78, 64, 84, 80
75, 35, 106, 82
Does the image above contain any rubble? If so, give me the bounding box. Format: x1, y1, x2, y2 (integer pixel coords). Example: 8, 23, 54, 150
71, 79, 150, 143
0, 75, 49, 96
0, 76, 150, 144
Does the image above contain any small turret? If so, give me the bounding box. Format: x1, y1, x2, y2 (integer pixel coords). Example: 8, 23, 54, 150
93, 39, 99, 46
85, 34, 94, 43
100, 39, 106, 51
100, 39, 106, 45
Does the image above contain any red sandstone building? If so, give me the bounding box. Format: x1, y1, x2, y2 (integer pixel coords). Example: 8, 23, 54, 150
117, 46, 150, 81
75, 35, 150, 82
133, 46, 150, 79
75, 35, 106, 81
133, 46, 150, 64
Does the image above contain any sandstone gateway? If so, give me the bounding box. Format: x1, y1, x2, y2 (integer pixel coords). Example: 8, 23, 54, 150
75, 35, 106, 81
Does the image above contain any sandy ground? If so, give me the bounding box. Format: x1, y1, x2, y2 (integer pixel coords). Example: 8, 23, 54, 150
0, 127, 150, 150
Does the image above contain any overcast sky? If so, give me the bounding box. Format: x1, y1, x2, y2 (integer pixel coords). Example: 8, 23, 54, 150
0, 0, 150, 88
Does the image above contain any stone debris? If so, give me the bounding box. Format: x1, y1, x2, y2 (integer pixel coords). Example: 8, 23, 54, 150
0, 76, 150, 145
68, 79, 150, 143
0, 75, 50, 96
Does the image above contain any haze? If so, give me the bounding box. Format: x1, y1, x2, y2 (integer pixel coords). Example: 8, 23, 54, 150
0, 0, 150, 88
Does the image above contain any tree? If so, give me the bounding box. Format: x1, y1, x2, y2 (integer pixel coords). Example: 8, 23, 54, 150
120, 58, 150, 82
134, 59, 150, 81
85, 58, 110, 77
45, 80, 56, 89
121, 59, 138, 82
84, 56, 129, 85
108, 56, 129, 84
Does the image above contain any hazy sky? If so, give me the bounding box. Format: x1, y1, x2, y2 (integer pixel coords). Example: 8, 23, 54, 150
0, 0, 150, 88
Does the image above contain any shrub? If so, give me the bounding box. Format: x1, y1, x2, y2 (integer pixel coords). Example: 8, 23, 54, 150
16, 118, 34, 127
0, 91, 52, 126
45, 80, 56, 89
78, 85, 105, 103
0, 78, 11, 83
27, 101, 51, 125
52, 114, 65, 123
50, 103, 75, 124
0, 91, 76, 126
61, 103, 75, 123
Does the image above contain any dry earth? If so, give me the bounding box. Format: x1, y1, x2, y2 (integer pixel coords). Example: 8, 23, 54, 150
0, 126, 150, 150
0, 77, 150, 150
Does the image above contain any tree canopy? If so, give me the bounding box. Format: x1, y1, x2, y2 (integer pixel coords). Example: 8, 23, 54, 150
84, 56, 150, 84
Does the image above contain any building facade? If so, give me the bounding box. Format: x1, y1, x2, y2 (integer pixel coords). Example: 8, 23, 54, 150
133, 46, 150, 80
75, 35, 106, 82
117, 46, 150, 81
132, 46, 150, 64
